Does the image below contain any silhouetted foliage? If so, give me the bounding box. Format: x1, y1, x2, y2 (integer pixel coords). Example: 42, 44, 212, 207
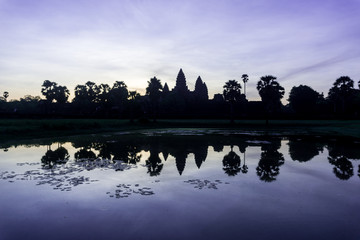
146, 77, 162, 122
3, 91, 9, 102
223, 80, 242, 123
41, 80, 69, 104
2, 68, 360, 119
328, 76, 355, 114
242, 74, 249, 97
257, 75, 284, 117
288, 85, 322, 115
41, 80, 57, 103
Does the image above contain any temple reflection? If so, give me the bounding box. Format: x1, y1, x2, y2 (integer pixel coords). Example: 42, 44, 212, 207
2, 135, 360, 182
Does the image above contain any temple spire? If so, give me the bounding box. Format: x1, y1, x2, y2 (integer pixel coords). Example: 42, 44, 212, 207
173, 68, 189, 94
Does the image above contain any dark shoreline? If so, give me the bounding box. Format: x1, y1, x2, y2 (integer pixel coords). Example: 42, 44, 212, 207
1, 119, 360, 144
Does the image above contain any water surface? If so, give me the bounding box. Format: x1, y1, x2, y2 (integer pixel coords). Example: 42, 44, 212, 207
0, 131, 359, 240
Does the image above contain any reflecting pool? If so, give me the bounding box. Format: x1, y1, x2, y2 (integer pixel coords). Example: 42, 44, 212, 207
0, 130, 359, 240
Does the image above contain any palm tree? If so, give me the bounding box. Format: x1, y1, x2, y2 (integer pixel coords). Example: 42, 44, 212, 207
128, 91, 140, 122
3, 91, 9, 102
223, 80, 242, 124
256, 75, 284, 125
241, 74, 249, 97
146, 77, 163, 122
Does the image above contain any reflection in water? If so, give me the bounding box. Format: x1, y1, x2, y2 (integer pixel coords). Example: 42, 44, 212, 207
1, 135, 360, 191
256, 140, 284, 182
222, 146, 241, 176
146, 145, 163, 176
327, 140, 359, 180
1, 134, 360, 240
288, 137, 324, 162
328, 156, 354, 180
74, 148, 96, 160
41, 146, 69, 169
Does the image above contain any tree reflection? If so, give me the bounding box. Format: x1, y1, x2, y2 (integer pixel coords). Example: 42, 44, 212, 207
127, 146, 142, 165
327, 140, 358, 180
328, 156, 354, 180
95, 143, 112, 160
74, 148, 96, 160
256, 141, 284, 182
41, 146, 69, 169
222, 146, 241, 176
288, 138, 324, 162
241, 151, 248, 174
146, 146, 163, 176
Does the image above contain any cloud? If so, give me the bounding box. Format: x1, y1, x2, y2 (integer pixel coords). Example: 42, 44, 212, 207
280, 51, 360, 81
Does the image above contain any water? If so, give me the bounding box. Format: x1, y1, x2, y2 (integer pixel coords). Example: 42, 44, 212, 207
0, 131, 359, 240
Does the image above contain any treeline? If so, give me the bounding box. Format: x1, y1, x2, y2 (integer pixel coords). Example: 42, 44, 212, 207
0, 69, 359, 120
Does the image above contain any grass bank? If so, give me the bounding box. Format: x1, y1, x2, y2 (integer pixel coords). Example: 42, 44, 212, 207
0, 118, 359, 141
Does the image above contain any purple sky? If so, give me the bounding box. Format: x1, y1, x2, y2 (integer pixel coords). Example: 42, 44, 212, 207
1, 0, 359, 102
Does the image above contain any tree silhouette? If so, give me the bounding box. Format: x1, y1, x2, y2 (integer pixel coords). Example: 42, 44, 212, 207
128, 90, 140, 122
146, 77, 163, 122
74, 81, 99, 103
53, 85, 70, 104
41, 80, 57, 103
288, 85, 322, 115
222, 146, 241, 176
109, 81, 128, 116
223, 80, 242, 124
97, 84, 110, 104
328, 76, 355, 114
241, 74, 249, 97
3, 91, 9, 102
257, 75, 284, 124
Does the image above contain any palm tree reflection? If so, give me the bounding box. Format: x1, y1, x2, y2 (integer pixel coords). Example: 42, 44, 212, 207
256, 141, 284, 182
146, 146, 163, 176
222, 146, 241, 176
